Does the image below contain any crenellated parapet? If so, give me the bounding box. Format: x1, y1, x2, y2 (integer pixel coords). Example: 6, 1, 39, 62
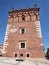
8, 6, 40, 23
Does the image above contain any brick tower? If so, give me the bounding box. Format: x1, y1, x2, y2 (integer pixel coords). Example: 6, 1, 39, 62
3, 5, 44, 58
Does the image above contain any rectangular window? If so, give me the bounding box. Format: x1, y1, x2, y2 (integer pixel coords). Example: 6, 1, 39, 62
21, 28, 24, 34
20, 28, 26, 34
19, 42, 26, 49
21, 43, 25, 48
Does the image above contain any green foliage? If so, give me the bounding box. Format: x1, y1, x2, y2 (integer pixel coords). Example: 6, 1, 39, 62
45, 48, 49, 59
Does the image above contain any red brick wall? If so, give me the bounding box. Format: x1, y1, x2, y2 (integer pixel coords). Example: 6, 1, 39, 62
3, 8, 44, 58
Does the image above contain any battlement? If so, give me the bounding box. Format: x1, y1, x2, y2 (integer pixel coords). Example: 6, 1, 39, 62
8, 7, 39, 15
8, 6, 40, 23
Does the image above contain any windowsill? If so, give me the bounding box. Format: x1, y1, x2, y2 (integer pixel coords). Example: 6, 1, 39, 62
19, 48, 26, 49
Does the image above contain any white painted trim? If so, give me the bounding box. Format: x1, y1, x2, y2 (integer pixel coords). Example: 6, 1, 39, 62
40, 43, 43, 46
34, 21, 42, 38
6, 32, 9, 34
20, 28, 26, 34
3, 45, 7, 52
10, 28, 17, 33
3, 24, 11, 53
3, 43, 8, 46
20, 28, 21, 34
3, 45, 7, 47
2, 51, 6, 53
5, 35, 8, 38
4, 24, 11, 42
4, 37, 8, 40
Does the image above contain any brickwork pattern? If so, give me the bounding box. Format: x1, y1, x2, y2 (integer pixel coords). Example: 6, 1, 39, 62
3, 7, 44, 58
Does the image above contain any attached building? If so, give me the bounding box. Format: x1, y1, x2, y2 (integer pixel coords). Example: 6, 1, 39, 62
0, 44, 3, 57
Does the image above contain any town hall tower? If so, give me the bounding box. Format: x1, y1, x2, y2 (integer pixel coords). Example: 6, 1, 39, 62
3, 5, 44, 58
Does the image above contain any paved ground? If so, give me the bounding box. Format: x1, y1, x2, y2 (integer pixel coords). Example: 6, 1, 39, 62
0, 57, 49, 65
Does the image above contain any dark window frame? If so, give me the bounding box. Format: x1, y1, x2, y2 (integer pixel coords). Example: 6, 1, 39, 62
21, 28, 25, 34
15, 53, 17, 57
20, 54, 23, 56
21, 43, 25, 48
22, 15, 25, 21
27, 54, 30, 57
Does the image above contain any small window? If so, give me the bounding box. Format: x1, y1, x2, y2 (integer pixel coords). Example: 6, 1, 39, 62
21, 43, 25, 48
15, 53, 17, 57
20, 28, 25, 34
22, 15, 25, 21
27, 54, 29, 57
20, 54, 23, 56
19, 42, 26, 49
21, 28, 24, 34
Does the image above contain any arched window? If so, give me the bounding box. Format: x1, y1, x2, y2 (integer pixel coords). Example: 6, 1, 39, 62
22, 15, 25, 21
34, 14, 38, 20
27, 54, 29, 57
20, 54, 23, 57
15, 53, 17, 57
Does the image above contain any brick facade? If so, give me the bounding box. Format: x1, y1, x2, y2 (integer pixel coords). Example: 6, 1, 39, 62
2, 5, 44, 58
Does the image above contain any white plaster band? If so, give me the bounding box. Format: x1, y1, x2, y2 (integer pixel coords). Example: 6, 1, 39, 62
2, 51, 6, 53
3, 44, 8, 46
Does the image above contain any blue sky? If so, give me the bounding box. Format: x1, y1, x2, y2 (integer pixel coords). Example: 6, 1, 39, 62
0, 0, 49, 52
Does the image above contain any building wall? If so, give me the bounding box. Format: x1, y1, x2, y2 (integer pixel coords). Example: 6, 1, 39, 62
0, 44, 3, 56
2, 7, 44, 58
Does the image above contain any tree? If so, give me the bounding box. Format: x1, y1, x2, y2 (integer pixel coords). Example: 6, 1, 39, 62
45, 48, 49, 59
